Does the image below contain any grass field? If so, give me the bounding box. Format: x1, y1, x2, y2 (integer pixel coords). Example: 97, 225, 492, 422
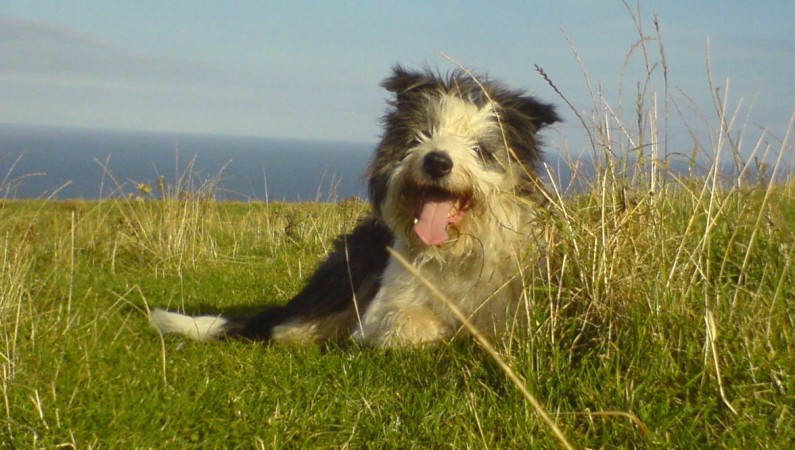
1, 156, 793, 448
2, 12, 795, 449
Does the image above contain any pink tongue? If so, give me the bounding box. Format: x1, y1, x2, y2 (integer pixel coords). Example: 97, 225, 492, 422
413, 198, 455, 246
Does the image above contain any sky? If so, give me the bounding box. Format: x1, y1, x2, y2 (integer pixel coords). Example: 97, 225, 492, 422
1, 1, 793, 157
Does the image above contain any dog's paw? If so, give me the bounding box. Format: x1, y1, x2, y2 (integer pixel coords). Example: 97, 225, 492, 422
365, 306, 451, 347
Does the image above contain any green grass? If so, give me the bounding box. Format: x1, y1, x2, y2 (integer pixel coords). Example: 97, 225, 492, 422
0, 172, 793, 448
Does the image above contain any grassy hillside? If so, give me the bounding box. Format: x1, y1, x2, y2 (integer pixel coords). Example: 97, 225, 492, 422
0, 164, 793, 448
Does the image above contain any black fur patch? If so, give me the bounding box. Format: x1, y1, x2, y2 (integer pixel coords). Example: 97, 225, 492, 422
229, 218, 393, 340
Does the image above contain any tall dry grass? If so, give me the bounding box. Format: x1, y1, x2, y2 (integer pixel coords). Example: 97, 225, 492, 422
507, 4, 792, 441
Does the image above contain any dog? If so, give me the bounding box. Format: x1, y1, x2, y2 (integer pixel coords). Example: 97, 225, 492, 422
150, 66, 560, 347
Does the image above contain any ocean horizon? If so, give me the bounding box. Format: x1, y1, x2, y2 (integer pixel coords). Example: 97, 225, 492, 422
0, 124, 777, 203
0, 124, 375, 202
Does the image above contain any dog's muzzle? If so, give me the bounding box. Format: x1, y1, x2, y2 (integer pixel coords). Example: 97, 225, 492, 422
409, 150, 472, 246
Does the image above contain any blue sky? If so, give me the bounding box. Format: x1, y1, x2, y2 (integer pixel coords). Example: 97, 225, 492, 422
1, 1, 793, 155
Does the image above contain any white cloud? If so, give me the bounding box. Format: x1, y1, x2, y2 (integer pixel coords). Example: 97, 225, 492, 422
0, 15, 382, 140
1, 17, 224, 87
0, 15, 109, 48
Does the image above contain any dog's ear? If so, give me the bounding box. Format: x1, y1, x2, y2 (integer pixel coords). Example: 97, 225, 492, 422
381, 66, 438, 96
505, 94, 561, 130
494, 93, 560, 168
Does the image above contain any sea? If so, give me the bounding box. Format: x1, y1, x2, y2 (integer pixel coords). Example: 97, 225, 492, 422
0, 123, 774, 202
0, 124, 375, 202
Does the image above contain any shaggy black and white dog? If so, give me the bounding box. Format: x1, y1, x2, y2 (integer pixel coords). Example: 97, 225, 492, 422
151, 66, 559, 347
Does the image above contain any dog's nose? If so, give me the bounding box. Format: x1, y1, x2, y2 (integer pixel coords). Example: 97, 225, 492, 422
423, 151, 453, 179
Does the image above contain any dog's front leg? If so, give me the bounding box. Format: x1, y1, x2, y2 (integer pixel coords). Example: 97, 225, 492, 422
355, 256, 451, 347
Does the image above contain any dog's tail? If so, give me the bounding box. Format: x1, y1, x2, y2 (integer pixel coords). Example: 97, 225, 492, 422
149, 308, 231, 342
149, 306, 294, 342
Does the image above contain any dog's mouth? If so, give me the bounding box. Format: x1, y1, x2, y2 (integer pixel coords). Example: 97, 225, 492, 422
412, 188, 472, 246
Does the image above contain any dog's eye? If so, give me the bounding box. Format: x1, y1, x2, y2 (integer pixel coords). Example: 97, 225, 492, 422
472, 144, 491, 159
472, 143, 495, 162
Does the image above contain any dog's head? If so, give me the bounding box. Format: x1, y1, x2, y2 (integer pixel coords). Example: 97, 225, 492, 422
367, 66, 559, 249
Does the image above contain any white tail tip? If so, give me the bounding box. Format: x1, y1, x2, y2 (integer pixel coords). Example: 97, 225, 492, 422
150, 308, 229, 342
